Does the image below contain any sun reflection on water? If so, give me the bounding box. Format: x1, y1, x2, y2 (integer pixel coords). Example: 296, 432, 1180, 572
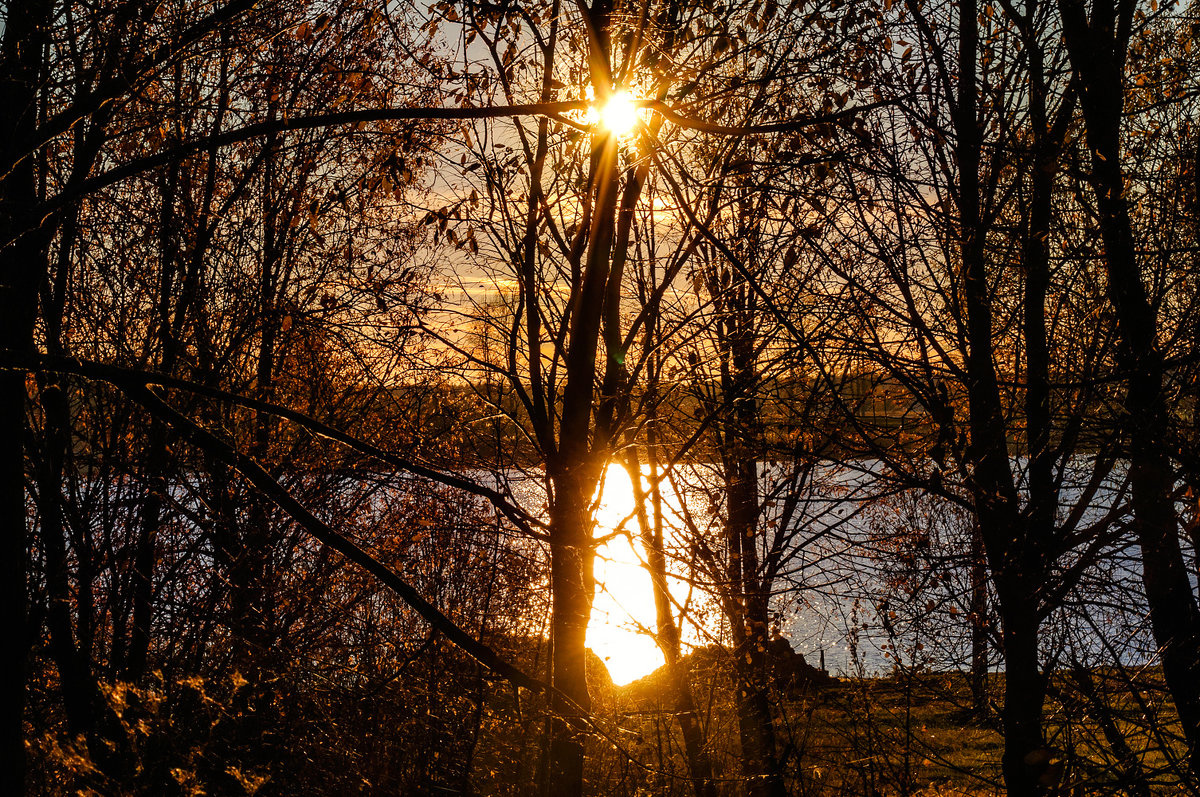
587, 464, 671, 686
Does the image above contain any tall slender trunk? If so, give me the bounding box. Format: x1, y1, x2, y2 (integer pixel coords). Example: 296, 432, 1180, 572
545, 466, 597, 796
724, 460, 783, 797
542, 52, 621, 797
1022, 38, 1056, 572
34, 380, 130, 778
0, 373, 31, 795
625, 447, 716, 797
0, 1, 55, 790
1056, 0, 1200, 772
969, 522, 989, 716
130, 45, 230, 680
714, 278, 784, 797
994, 582, 1048, 796
955, 0, 1050, 791
234, 107, 281, 671
127, 158, 180, 681
36, 383, 94, 735
36, 120, 106, 745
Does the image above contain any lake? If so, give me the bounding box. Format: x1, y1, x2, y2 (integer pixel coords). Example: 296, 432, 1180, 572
492, 458, 1160, 685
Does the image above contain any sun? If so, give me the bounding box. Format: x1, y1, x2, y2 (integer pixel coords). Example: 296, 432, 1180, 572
600, 91, 639, 136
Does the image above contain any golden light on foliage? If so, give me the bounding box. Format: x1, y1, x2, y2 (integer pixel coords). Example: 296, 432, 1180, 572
599, 90, 639, 136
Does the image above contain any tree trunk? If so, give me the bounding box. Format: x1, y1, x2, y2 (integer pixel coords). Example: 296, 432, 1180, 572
625, 450, 717, 797
969, 522, 989, 717
994, 581, 1048, 796
0, 371, 31, 796
0, 0, 55, 789
545, 467, 597, 797
955, 0, 1051, 790
725, 459, 784, 797
539, 8, 625, 778
716, 278, 784, 797
127, 157, 180, 681
1056, 0, 1200, 771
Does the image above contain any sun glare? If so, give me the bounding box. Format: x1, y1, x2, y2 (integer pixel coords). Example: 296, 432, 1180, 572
589, 464, 664, 685
600, 91, 639, 136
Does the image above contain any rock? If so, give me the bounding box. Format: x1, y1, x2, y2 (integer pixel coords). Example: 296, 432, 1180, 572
585, 648, 616, 707
766, 637, 834, 692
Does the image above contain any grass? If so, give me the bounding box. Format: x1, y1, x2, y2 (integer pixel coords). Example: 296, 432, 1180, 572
605, 655, 1192, 796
